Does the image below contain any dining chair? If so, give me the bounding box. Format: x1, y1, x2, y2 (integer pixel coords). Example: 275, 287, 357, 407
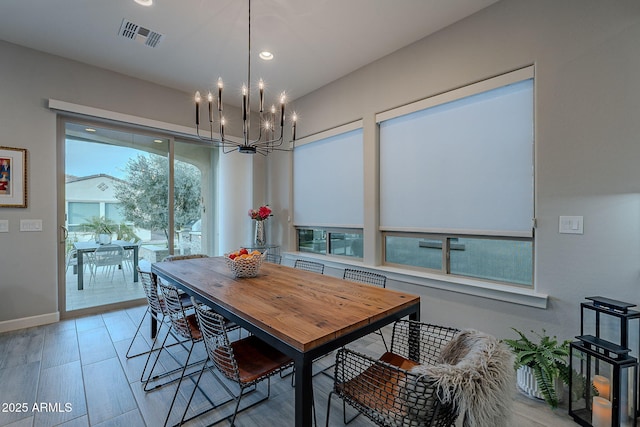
174, 302, 294, 426
145, 282, 208, 393
125, 265, 193, 383
343, 269, 389, 351
294, 259, 324, 274
91, 244, 126, 282
265, 252, 282, 264
325, 320, 461, 427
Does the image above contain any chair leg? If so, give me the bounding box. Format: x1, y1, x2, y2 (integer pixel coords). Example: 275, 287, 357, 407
125, 307, 150, 359
163, 343, 197, 427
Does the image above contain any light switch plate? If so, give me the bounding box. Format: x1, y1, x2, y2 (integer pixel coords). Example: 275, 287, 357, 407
0, 220, 8, 233
559, 216, 583, 234
20, 219, 42, 232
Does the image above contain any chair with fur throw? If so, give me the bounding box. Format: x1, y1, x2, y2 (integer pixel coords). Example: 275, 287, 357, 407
325, 320, 514, 427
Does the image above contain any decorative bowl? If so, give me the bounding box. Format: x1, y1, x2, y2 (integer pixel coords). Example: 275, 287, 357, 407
224, 251, 266, 278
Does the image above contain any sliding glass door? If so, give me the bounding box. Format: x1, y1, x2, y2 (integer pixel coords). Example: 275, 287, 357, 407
60, 119, 215, 314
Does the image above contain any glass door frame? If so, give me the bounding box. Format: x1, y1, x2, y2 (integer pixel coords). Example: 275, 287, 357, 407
57, 114, 207, 318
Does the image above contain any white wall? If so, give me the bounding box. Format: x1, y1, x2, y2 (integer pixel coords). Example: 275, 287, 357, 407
269, 0, 640, 341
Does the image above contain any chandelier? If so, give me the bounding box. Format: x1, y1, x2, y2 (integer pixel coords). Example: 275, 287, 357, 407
194, 0, 297, 155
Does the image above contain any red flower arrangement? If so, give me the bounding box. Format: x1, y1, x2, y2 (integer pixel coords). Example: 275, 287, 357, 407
248, 205, 272, 221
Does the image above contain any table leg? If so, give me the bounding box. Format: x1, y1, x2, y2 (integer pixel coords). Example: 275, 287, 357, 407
133, 246, 139, 283
294, 355, 314, 427
77, 251, 84, 290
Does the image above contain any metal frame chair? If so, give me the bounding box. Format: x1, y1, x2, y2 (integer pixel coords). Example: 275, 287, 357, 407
265, 253, 282, 264
125, 267, 193, 384
326, 320, 460, 427
144, 283, 208, 393
343, 269, 389, 351
175, 303, 294, 426
294, 259, 324, 274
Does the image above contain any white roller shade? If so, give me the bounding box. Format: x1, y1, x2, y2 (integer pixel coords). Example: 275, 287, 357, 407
293, 128, 363, 227
379, 78, 534, 237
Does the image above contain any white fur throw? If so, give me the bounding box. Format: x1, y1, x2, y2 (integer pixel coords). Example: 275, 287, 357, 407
411, 329, 515, 427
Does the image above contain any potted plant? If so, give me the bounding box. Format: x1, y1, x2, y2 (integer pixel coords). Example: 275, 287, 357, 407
503, 328, 571, 408
81, 216, 116, 244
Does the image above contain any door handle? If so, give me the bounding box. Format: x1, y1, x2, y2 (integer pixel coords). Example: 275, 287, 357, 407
61, 226, 68, 243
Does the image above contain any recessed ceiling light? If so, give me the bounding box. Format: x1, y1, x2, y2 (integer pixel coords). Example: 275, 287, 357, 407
153, 139, 163, 143
85, 128, 96, 132
135, 0, 153, 6
259, 51, 273, 61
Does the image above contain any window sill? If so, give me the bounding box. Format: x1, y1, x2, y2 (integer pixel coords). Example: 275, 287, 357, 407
283, 252, 548, 309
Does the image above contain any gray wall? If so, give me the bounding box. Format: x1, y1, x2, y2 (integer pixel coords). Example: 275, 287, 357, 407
268, 0, 640, 341
0, 40, 197, 323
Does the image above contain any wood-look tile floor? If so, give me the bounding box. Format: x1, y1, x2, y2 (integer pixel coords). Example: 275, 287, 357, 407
0, 306, 578, 427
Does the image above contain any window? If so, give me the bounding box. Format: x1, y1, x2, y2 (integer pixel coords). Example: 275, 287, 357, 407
377, 67, 534, 286
297, 227, 363, 258
67, 202, 99, 231
294, 121, 364, 258
385, 233, 533, 286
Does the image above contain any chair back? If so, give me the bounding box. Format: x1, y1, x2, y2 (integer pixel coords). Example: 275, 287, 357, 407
93, 244, 124, 266
265, 253, 281, 264
162, 254, 209, 262
390, 320, 460, 365
137, 267, 164, 315
294, 259, 324, 274
194, 304, 241, 383
343, 269, 386, 288
159, 282, 196, 340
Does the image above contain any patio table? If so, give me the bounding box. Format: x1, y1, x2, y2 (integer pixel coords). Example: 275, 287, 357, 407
73, 240, 139, 290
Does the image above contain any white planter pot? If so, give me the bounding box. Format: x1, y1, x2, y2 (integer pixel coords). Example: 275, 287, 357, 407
98, 233, 112, 245
516, 365, 564, 403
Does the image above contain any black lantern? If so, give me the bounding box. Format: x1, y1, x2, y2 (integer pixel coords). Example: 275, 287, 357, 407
569, 297, 638, 427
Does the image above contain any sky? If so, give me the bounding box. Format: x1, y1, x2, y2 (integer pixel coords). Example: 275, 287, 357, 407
66, 140, 143, 179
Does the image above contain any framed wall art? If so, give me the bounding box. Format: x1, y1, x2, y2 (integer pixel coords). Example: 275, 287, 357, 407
0, 146, 27, 208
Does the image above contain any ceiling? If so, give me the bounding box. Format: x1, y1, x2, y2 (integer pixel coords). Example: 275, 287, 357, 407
0, 0, 498, 108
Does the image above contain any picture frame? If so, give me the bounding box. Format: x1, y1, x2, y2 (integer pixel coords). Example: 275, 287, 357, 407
0, 146, 27, 208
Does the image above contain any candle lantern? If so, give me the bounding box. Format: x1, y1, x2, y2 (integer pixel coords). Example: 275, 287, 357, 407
569, 335, 637, 427
581, 297, 640, 417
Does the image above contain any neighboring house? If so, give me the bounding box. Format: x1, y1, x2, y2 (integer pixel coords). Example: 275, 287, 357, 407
65, 174, 125, 231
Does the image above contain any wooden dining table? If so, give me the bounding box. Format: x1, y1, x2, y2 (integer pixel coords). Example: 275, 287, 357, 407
151, 256, 420, 427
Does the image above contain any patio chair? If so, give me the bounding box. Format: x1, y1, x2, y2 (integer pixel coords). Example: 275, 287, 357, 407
65, 248, 95, 280
91, 244, 125, 282
326, 321, 514, 427
343, 269, 389, 351
174, 302, 294, 426
294, 259, 324, 274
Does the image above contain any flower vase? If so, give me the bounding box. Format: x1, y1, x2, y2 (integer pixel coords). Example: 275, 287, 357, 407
254, 220, 266, 247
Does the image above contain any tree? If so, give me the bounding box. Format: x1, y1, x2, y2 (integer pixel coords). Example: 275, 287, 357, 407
114, 154, 201, 239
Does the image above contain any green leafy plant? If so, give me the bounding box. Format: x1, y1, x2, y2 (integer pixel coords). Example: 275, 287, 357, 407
503, 328, 571, 408
81, 216, 115, 238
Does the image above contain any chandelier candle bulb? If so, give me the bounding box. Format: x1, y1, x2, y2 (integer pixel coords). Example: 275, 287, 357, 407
242, 85, 247, 121
292, 113, 297, 140
207, 91, 213, 122
259, 79, 264, 112
217, 78, 223, 111
195, 91, 201, 126
280, 94, 285, 127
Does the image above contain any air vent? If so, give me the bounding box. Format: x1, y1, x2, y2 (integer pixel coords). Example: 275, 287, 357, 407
118, 19, 163, 48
